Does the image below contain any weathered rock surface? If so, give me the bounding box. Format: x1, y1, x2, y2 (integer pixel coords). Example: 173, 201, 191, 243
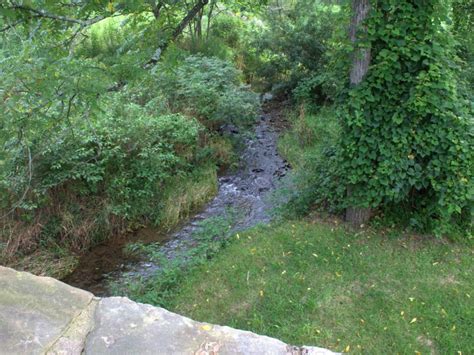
0, 266, 336, 354
0, 266, 94, 354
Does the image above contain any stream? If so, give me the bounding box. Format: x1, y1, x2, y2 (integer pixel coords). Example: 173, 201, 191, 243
64, 106, 290, 296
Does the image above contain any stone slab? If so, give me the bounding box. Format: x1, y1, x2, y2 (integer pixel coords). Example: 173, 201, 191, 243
0, 266, 93, 355
85, 297, 335, 355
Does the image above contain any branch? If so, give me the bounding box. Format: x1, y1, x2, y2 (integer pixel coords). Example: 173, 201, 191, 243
0, 19, 23, 33
171, 0, 209, 41
146, 0, 164, 19
9, 5, 106, 27
147, 0, 209, 65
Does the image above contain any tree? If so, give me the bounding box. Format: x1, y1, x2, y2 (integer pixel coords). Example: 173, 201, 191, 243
1, 0, 212, 64
340, 0, 472, 233
345, 0, 372, 226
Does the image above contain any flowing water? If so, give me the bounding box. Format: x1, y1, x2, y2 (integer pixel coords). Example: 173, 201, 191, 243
64, 107, 290, 296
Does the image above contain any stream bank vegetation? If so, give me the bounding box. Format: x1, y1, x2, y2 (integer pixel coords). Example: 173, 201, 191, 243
0, 0, 473, 353
0, 1, 261, 276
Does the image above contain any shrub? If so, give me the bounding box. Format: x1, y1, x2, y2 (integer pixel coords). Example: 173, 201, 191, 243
249, 1, 347, 101
0, 95, 205, 259
153, 55, 259, 128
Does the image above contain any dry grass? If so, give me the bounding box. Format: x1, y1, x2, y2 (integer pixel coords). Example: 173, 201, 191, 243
1, 187, 126, 276
160, 165, 218, 230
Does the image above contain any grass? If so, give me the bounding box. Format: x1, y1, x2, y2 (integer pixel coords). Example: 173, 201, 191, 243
7, 250, 78, 279
158, 164, 218, 230
277, 106, 341, 170
144, 220, 474, 354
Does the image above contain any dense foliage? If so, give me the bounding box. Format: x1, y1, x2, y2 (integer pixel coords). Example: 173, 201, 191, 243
340, 0, 472, 233
273, 0, 472, 235
0, 1, 259, 269
153, 55, 258, 128
250, 1, 349, 102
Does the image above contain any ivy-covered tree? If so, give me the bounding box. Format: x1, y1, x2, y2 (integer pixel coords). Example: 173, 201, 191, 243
341, 0, 473, 233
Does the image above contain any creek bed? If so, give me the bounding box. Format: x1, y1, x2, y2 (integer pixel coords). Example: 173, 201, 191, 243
64, 108, 290, 296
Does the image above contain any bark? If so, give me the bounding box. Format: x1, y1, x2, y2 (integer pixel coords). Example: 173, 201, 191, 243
349, 0, 371, 86
150, 2, 163, 20
345, 0, 372, 227
148, 0, 209, 64
206, 0, 216, 39
171, 0, 209, 42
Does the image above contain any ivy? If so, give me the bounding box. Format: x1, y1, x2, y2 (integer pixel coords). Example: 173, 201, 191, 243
340, 0, 473, 234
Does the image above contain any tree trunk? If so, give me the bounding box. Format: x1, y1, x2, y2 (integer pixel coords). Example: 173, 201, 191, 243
171, 0, 209, 43
148, 0, 209, 64
195, 8, 203, 39
150, 1, 163, 20
206, 0, 216, 39
345, 0, 372, 226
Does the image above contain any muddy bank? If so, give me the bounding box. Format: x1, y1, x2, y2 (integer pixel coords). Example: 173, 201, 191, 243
64, 106, 290, 296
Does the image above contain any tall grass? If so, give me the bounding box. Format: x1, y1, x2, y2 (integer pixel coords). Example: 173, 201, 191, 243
158, 165, 218, 230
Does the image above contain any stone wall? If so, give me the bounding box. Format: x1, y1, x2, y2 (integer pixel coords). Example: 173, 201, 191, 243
0, 266, 335, 354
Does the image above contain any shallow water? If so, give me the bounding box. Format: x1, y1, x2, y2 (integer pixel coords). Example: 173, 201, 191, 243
64, 110, 290, 296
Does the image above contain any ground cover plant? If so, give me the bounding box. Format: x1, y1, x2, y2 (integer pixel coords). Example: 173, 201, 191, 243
161, 221, 474, 354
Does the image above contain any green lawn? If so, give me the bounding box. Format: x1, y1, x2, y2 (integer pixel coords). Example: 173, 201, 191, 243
163, 221, 473, 354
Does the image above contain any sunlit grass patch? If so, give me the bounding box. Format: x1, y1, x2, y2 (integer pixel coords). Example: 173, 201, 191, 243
152, 221, 474, 354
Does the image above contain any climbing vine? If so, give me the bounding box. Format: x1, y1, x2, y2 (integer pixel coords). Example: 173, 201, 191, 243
340, 0, 473, 233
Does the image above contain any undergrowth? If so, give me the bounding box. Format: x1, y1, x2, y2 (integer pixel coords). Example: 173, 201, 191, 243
110, 213, 240, 305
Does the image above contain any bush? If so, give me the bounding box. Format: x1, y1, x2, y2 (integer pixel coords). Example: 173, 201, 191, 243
153, 55, 259, 128
249, 1, 347, 101
0, 93, 205, 258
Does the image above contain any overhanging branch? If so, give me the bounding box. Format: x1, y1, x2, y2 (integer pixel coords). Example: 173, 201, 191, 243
9, 5, 106, 27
